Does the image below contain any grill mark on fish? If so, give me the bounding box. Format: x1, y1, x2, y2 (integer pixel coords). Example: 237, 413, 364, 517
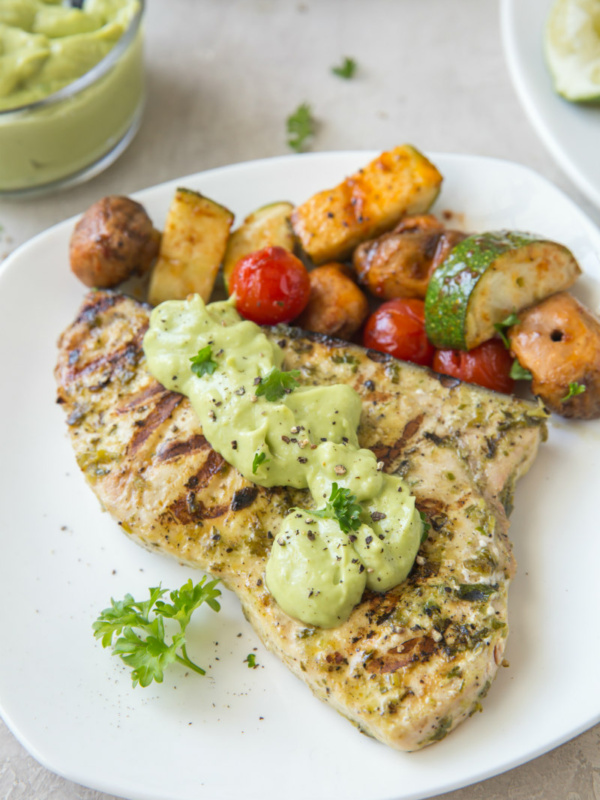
67, 333, 145, 384
117, 380, 165, 412
164, 492, 229, 525
371, 413, 425, 467
128, 392, 183, 455
184, 450, 226, 490
366, 636, 437, 674
157, 433, 210, 462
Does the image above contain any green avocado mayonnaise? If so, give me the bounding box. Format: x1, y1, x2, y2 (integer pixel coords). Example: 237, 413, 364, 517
144, 295, 423, 628
0, 0, 139, 111
0, 0, 142, 192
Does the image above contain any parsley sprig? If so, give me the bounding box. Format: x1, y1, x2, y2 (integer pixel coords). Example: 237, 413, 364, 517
332, 57, 357, 79
286, 103, 315, 152
255, 368, 300, 401
311, 482, 363, 533
93, 578, 221, 687
494, 312, 520, 348
562, 381, 586, 402
190, 345, 218, 378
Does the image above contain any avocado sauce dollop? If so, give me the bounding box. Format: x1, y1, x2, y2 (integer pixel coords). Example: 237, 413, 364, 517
144, 295, 423, 628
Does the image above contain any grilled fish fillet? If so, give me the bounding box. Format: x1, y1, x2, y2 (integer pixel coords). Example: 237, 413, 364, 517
55, 291, 547, 751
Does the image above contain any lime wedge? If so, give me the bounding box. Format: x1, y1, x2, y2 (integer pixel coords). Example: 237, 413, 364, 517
544, 0, 600, 102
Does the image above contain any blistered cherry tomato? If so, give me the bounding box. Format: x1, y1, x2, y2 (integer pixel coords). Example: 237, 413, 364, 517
229, 246, 310, 325
362, 298, 435, 366
433, 339, 515, 394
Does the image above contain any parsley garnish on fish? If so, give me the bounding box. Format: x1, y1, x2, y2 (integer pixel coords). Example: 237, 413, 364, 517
190, 345, 218, 377
494, 311, 520, 348
312, 482, 363, 533
93, 578, 221, 687
255, 368, 300, 401
562, 381, 586, 402
252, 451, 270, 474
286, 103, 315, 152
331, 57, 357, 79
510, 360, 532, 381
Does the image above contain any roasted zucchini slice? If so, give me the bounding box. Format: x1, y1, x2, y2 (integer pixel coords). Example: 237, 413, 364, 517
424, 231, 581, 350
148, 188, 234, 306
222, 201, 295, 293
291, 145, 443, 265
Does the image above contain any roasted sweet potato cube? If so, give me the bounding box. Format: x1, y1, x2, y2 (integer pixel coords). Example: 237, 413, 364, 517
291, 145, 442, 265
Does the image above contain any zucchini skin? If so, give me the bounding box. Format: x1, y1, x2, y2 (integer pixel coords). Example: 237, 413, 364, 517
424, 230, 580, 350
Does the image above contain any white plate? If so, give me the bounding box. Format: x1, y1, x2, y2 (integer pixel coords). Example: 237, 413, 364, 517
501, 0, 600, 209
1, 152, 600, 800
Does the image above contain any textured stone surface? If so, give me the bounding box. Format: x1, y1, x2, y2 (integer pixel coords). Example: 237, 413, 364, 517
0, 1, 598, 798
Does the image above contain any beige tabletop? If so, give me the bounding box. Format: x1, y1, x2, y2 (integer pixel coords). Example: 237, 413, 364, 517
1, 1, 599, 798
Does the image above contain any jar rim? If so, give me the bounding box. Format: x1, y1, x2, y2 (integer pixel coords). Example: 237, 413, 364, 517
0, 0, 145, 118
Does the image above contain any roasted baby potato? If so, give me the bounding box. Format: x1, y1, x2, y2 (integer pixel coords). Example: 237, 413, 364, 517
509, 292, 600, 419
291, 145, 443, 265
295, 263, 369, 340
69, 196, 160, 288
353, 214, 450, 300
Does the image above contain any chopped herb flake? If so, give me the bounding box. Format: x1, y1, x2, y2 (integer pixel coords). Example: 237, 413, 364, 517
252, 451, 270, 474
510, 359, 532, 381
331, 57, 357, 79
419, 511, 431, 543
286, 103, 315, 152
456, 583, 498, 602
562, 381, 586, 402
190, 346, 218, 378
494, 311, 520, 348
255, 368, 300, 402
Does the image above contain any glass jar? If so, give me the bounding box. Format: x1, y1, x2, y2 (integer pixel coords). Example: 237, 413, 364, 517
0, 1, 145, 196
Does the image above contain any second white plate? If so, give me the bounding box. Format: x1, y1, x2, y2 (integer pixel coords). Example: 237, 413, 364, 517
501, 0, 600, 210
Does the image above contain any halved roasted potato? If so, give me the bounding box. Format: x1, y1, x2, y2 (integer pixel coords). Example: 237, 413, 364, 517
509, 291, 600, 419
295, 263, 369, 340
148, 188, 234, 306
353, 215, 454, 300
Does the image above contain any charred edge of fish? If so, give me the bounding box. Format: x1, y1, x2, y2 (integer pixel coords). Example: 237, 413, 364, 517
74, 291, 123, 326
433, 372, 462, 389
272, 323, 351, 351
